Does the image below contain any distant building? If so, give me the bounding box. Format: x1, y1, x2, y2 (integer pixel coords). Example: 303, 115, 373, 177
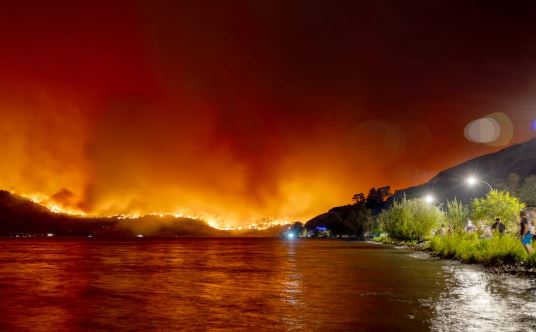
309, 226, 331, 238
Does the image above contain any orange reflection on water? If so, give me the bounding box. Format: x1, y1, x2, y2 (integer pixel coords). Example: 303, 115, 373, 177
4, 238, 511, 331
0, 239, 312, 331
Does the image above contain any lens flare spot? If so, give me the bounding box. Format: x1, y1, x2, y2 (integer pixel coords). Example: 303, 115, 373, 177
464, 117, 500, 143
464, 112, 513, 146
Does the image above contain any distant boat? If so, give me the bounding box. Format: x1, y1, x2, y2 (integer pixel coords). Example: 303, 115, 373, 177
88, 234, 93, 238
136, 234, 144, 238
46, 233, 54, 237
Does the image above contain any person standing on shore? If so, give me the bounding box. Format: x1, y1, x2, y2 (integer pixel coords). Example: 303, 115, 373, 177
520, 211, 533, 255
491, 217, 505, 235
530, 218, 536, 241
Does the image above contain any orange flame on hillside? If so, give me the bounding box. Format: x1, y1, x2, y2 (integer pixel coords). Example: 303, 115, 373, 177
15, 191, 291, 230
19, 192, 88, 217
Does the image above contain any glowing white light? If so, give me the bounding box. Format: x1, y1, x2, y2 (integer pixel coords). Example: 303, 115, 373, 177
467, 177, 477, 186
424, 195, 435, 204
465, 176, 493, 191
287, 233, 295, 239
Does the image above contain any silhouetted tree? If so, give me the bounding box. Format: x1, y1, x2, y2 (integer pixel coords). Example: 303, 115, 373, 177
494, 173, 536, 207
495, 173, 521, 196
519, 176, 536, 207
366, 186, 392, 211
352, 193, 366, 206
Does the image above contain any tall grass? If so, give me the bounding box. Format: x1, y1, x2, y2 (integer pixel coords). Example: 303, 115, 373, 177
443, 199, 468, 231
379, 198, 443, 241
428, 233, 528, 266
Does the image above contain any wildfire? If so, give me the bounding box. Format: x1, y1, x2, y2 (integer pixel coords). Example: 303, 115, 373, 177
116, 211, 222, 229
19, 192, 88, 216
14, 191, 291, 230
218, 218, 291, 231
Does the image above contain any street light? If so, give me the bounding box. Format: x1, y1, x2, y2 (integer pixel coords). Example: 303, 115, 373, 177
424, 195, 435, 204
466, 176, 493, 191
466, 176, 477, 186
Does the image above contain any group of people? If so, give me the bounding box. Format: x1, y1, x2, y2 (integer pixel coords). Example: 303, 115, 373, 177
477, 212, 535, 255
440, 211, 536, 255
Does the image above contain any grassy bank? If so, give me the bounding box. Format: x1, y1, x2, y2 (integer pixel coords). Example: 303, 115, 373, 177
427, 233, 536, 267
374, 233, 536, 269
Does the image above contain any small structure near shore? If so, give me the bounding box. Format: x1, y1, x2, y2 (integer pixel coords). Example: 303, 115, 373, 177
307, 226, 331, 238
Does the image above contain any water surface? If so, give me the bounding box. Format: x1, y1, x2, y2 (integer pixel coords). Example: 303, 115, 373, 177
0, 238, 535, 331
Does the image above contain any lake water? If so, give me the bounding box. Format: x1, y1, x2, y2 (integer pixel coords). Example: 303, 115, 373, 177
0, 238, 535, 331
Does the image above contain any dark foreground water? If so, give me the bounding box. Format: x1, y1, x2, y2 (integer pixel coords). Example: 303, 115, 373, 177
0, 238, 535, 331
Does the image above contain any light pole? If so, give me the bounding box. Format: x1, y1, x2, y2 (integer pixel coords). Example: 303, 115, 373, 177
466, 176, 494, 191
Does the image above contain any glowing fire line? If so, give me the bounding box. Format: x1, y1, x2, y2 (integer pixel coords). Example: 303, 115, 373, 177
14, 192, 291, 230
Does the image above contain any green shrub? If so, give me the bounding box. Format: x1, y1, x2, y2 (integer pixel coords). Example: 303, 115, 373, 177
471, 190, 525, 231
379, 198, 443, 241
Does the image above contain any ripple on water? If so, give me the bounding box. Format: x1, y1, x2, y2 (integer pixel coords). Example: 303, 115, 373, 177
0, 238, 535, 331
432, 261, 536, 331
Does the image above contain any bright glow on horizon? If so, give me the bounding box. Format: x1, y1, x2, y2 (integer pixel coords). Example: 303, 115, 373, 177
287, 233, 295, 239
11, 190, 292, 230
18, 192, 88, 216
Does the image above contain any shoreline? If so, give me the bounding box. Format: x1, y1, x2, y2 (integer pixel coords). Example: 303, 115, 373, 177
367, 239, 536, 277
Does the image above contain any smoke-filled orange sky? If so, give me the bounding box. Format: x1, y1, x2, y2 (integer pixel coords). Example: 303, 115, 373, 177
1, 1, 536, 225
